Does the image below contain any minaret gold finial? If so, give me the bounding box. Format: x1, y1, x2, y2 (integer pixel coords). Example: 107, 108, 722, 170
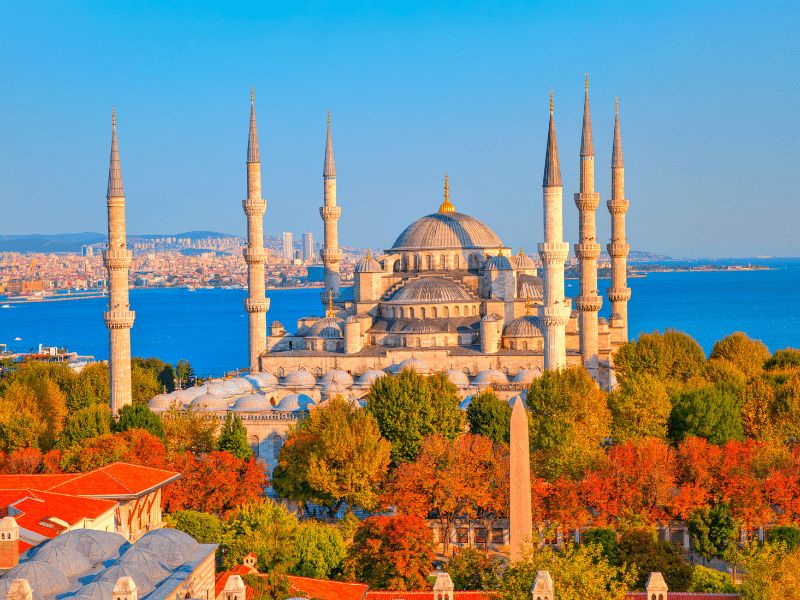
327, 291, 334, 317
112, 107, 116, 127
615, 95, 618, 114
550, 90, 553, 113
519, 246, 524, 256
366, 249, 371, 260
251, 86, 254, 102
525, 294, 532, 316
585, 72, 588, 91
439, 174, 455, 213
327, 109, 330, 125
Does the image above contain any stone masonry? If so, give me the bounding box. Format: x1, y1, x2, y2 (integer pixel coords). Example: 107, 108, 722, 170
320, 111, 342, 304
509, 395, 532, 560
607, 97, 631, 341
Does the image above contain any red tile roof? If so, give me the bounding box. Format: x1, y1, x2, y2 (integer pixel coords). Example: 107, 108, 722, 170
627, 595, 740, 599
366, 594, 496, 600
214, 567, 256, 600
0, 475, 77, 491
287, 576, 369, 600
0, 489, 116, 539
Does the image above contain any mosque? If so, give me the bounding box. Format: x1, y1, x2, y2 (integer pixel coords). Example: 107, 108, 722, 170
104, 78, 631, 471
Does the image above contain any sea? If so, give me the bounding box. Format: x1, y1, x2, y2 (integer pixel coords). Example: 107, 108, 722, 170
1, 257, 798, 377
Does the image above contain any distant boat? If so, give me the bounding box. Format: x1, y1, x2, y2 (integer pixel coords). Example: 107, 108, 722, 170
186, 286, 196, 292
1, 305, 9, 308
14, 337, 21, 340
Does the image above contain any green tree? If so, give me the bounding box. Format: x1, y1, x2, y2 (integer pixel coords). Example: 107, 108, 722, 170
526, 366, 611, 481
765, 348, 800, 371
710, 332, 770, 379
58, 403, 112, 448
614, 329, 707, 386
115, 404, 165, 439
216, 414, 252, 459
73, 362, 111, 408
608, 373, 671, 442
582, 528, 619, 566
737, 541, 800, 600
766, 525, 800, 551
668, 386, 744, 445
445, 547, 500, 591
175, 359, 195, 388
617, 528, 692, 591
273, 396, 391, 517
131, 362, 166, 405
220, 500, 297, 600
705, 358, 747, 392
165, 510, 222, 544
0, 390, 45, 453
689, 565, 737, 593
162, 404, 217, 454
688, 503, 738, 566
366, 370, 463, 466
466, 389, 511, 444
290, 520, 346, 579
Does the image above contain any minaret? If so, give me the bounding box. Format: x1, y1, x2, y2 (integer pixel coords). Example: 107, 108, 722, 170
537, 92, 571, 370
103, 108, 135, 415
320, 111, 342, 305
607, 97, 631, 339
242, 87, 270, 372
573, 74, 603, 376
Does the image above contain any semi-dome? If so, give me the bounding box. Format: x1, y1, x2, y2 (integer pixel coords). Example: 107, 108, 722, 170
445, 369, 470, 387
282, 369, 316, 388
357, 370, 387, 387
390, 212, 502, 251
319, 369, 354, 386
93, 565, 155, 595
131, 529, 198, 569
42, 528, 126, 562
485, 254, 515, 271
309, 317, 344, 339
115, 548, 170, 581
516, 252, 537, 270
504, 315, 544, 338
75, 582, 115, 600
398, 357, 431, 374
0, 581, 43, 600
247, 372, 279, 388
30, 546, 91, 578
518, 275, 544, 301
276, 393, 316, 412
391, 277, 474, 304
512, 368, 542, 384
402, 322, 441, 333
2, 561, 69, 596
481, 313, 502, 322
232, 393, 272, 412
190, 393, 230, 412
473, 369, 508, 386
354, 255, 382, 273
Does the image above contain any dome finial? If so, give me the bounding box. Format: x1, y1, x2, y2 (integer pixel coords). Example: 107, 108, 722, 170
251, 86, 254, 102
327, 290, 334, 317
519, 246, 524, 256
585, 72, 588, 91
439, 174, 455, 213
550, 90, 553, 113
366, 249, 371, 260
327, 109, 330, 125
525, 294, 532, 316
615, 95, 618, 114
112, 106, 116, 127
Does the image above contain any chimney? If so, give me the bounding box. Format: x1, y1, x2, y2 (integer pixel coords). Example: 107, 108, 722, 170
5, 579, 33, 600
432, 572, 454, 600
222, 575, 246, 600
112, 577, 138, 600
645, 572, 668, 600
0, 517, 20, 568
531, 570, 554, 600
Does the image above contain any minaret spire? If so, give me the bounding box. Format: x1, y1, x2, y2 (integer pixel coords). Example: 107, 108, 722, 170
242, 88, 270, 372
103, 108, 135, 415
612, 96, 624, 168
538, 91, 570, 371
320, 111, 342, 305
607, 97, 631, 341
324, 110, 336, 177
574, 74, 603, 378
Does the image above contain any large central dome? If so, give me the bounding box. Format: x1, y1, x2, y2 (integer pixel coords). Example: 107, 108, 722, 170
390, 212, 503, 251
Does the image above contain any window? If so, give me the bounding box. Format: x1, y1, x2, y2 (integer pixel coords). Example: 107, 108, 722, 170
454, 254, 460, 269
288, 341, 292, 349
401, 255, 407, 270
472, 305, 477, 316
416, 337, 421, 347
272, 435, 284, 458
475, 528, 488, 547
463, 305, 468, 315
399, 307, 404, 318
409, 308, 415, 319
432, 307, 438, 318
420, 307, 426, 319
454, 305, 460, 317
439, 255, 446, 269
426, 255, 432, 270
523, 341, 528, 350
371, 335, 376, 345
492, 528, 504, 544
456, 528, 469, 544
402, 337, 407, 347
413, 255, 419, 270
443, 306, 449, 318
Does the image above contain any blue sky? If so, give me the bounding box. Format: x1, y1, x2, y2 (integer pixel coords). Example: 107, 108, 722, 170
1, 1, 796, 257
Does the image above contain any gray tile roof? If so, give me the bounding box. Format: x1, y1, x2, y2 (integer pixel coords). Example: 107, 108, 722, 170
580, 91, 593, 157
106, 122, 124, 198
612, 109, 624, 168
247, 101, 260, 163
542, 112, 562, 187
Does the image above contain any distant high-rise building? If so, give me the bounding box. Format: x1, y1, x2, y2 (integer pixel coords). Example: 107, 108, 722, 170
282, 232, 293, 259
303, 232, 313, 263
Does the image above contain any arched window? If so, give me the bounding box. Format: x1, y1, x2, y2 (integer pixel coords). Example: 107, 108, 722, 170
463, 305, 469, 316
523, 341, 528, 350
413, 254, 419, 270
468, 254, 474, 269
420, 307, 426, 319
454, 254, 460, 269
409, 308, 415, 319
443, 306, 449, 318
432, 307, 438, 318
471, 306, 477, 316
288, 341, 293, 350
272, 434, 284, 459
454, 305, 460, 317
371, 335, 376, 345
416, 337, 421, 347
439, 255, 446, 269
399, 307, 404, 318
402, 337, 407, 347
426, 255, 433, 270
393, 260, 400, 272
401, 255, 407, 270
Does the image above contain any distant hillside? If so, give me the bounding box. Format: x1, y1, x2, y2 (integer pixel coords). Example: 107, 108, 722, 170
0, 232, 106, 244
0, 239, 89, 253
134, 231, 239, 240
597, 250, 674, 262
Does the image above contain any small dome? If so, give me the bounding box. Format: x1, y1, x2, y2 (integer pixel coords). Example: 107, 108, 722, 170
0, 581, 43, 600
445, 369, 470, 387
204, 381, 230, 396
309, 317, 344, 339
30, 546, 91, 578
345, 315, 358, 323
116, 548, 170, 581
232, 393, 272, 412
93, 565, 155, 595
75, 582, 115, 600
190, 393, 230, 412
276, 393, 316, 412
516, 252, 537, 270
181, 385, 207, 400
473, 369, 508, 386
270, 320, 284, 327
319, 369, 354, 386
131, 529, 198, 569
148, 393, 178, 412
609, 312, 623, 321
321, 381, 346, 398
402, 323, 440, 333
355, 256, 382, 273
598, 317, 608, 325
282, 369, 316, 388
0, 516, 17, 529
2, 561, 69, 596
503, 315, 544, 338
512, 368, 542, 384
225, 377, 254, 393
247, 372, 279, 389
398, 357, 430, 374
485, 254, 515, 271
481, 313, 502, 322
357, 370, 387, 387
41, 528, 125, 562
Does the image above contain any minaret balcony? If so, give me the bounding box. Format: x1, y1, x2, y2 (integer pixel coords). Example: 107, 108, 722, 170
243, 247, 268, 264
244, 298, 270, 313
574, 295, 603, 312
537, 242, 569, 264
104, 310, 135, 329
319, 206, 341, 220
537, 304, 572, 326
320, 248, 342, 263
607, 287, 632, 302
574, 243, 601, 260
106, 196, 126, 207
574, 193, 600, 211
607, 243, 630, 258
242, 198, 267, 216
607, 199, 629, 215
103, 250, 133, 271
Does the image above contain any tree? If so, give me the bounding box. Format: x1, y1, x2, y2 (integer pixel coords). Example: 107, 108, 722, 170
617, 528, 692, 591
466, 389, 511, 444
710, 332, 770, 379
175, 359, 195, 388
216, 414, 252, 459
366, 370, 463, 466
741, 376, 777, 439
766, 525, 800, 551
220, 500, 297, 600
165, 510, 222, 544
290, 520, 346, 579
689, 565, 737, 593
115, 404, 164, 439
273, 396, 391, 518
668, 385, 744, 445
0, 386, 45, 453
162, 404, 217, 454
445, 547, 500, 591
582, 528, 619, 565
765, 348, 800, 371
607, 373, 671, 442
343, 515, 434, 591
58, 430, 167, 472
474, 442, 510, 550
614, 329, 707, 386
688, 503, 738, 566
526, 366, 611, 481
58, 404, 112, 448
705, 358, 747, 392
132, 357, 176, 395
737, 542, 800, 600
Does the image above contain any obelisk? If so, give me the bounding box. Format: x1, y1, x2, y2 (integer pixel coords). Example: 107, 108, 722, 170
509, 394, 532, 560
